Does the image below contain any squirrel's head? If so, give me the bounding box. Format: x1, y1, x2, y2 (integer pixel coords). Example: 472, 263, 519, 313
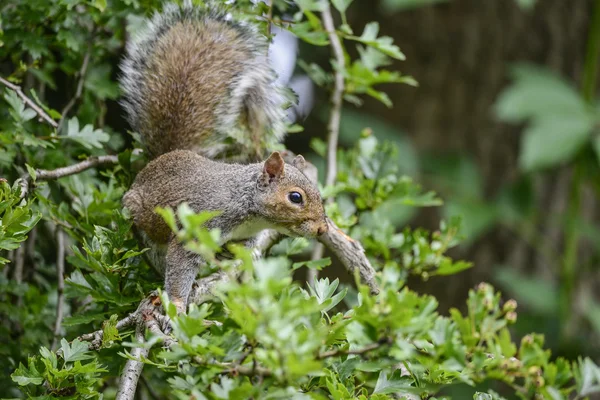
256, 152, 328, 238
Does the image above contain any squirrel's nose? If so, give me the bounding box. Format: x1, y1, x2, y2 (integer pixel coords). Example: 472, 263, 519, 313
317, 220, 328, 236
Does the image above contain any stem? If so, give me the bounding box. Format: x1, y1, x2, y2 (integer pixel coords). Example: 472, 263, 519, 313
51, 228, 66, 351
0, 76, 58, 128
560, 166, 582, 339
57, 46, 92, 132
17, 154, 121, 199
582, 0, 600, 103
311, 3, 347, 280
559, 0, 600, 339
321, 3, 345, 189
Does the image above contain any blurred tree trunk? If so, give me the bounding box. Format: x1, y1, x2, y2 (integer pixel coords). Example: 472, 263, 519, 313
347, 0, 595, 315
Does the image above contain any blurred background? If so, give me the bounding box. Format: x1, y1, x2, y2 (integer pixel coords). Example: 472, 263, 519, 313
286, 0, 600, 371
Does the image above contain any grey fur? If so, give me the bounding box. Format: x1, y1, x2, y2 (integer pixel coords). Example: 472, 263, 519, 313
123, 150, 328, 311
119, 0, 287, 159
120, 2, 326, 313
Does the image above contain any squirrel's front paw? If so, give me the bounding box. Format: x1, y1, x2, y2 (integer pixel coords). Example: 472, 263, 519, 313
171, 297, 187, 315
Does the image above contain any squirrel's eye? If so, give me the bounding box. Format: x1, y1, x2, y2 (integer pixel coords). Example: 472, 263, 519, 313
288, 191, 303, 204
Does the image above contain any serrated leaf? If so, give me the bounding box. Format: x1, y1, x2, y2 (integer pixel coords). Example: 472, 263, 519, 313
11, 361, 44, 386
346, 22, 405, 60
61, 338, 95, 363
64, 118, 110, 149
293, 257, 331, 271
373, 371, 419, 394
101, 314, 121, 346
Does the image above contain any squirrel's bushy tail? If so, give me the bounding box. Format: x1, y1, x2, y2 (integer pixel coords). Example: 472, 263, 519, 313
119, 1, 287, 160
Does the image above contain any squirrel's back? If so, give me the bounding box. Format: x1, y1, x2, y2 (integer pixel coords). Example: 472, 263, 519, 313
120, 1, 286, 160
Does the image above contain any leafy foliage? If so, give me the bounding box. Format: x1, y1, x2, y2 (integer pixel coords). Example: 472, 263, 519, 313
495, 64, 599, 172
0, 0, 598, 399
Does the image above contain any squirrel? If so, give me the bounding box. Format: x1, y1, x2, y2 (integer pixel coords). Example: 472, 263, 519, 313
120, 1, 328, 313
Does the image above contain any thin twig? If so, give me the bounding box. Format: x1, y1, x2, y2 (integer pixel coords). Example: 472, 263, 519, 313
311, 3, 347, 279
308, 244, 323, 286
13, 245, 25, 307
36, 155, 120, 180
192, 357, 273, 378
191, 340, 388, 381
18, 154, 119, 198
317, 338, 390, 359
79, 314, 136, 350
318, 217, 379, 295
17, 149, 143, 199
25, 226, 37, 271
0, 76, 58, 128
140, 375, 161, 400
266, 0, 273, 36
57, 47, 92, 132
321, 3, 345, 190
116, 325, 148, 400
52, 228, 66, 351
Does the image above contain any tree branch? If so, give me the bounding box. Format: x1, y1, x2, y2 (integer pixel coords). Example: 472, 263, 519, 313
13, 245, 25, 307
281, 151, 379, 293
317, 337, 391, 359
311, 4, 346, 281
0, 76, 58, 128
321, 3, 345, 189
18, 154, 120, 198
57, 46, 92, 132
116, 324, 148, 400
79, 313, 136, 350
52, 228, 66, 351
318, 217, 379, 295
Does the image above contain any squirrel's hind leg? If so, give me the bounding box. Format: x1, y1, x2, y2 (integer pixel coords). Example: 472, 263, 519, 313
165, 239, 202, 314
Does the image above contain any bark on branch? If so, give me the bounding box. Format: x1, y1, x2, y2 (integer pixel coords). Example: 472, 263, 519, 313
51, 228, 66, 351
0, 76, 58, 128
17, 155, 120, 198
318, 218, 379, 295
321, 3, 345, 189
311, 3, 347, 282
115, 325, 148, 400
57, 47, 92, 132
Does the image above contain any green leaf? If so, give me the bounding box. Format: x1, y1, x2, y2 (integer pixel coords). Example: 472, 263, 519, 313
495, 64, 587, 123
289, 21, 329, 46
60, 338, 95, 363
332, 0, 353, 13
381, 0, 449, 11
519, 114, 594, 171
578, 358, 600, 395
474, 391, 508, 400
593, 136, 600, 165
494, 267, 558, 315
515, 0, 536, 10
373, 371, 419, 394
64, 118, 110, 149
11, 361, 44, 386
93, 0, 107, 11
345, 22, 405, 60
292, 257, 331, 271
101, 314, 121, 346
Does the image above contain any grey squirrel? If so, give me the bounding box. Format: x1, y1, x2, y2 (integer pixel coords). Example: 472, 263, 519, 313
120, 1, 328, 313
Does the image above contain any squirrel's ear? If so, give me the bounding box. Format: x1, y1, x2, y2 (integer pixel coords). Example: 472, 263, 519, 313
261, 152, 285, 184
292, 155, 306, 171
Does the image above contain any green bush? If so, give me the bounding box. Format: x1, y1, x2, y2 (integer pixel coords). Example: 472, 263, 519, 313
1, 0, 599, 399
